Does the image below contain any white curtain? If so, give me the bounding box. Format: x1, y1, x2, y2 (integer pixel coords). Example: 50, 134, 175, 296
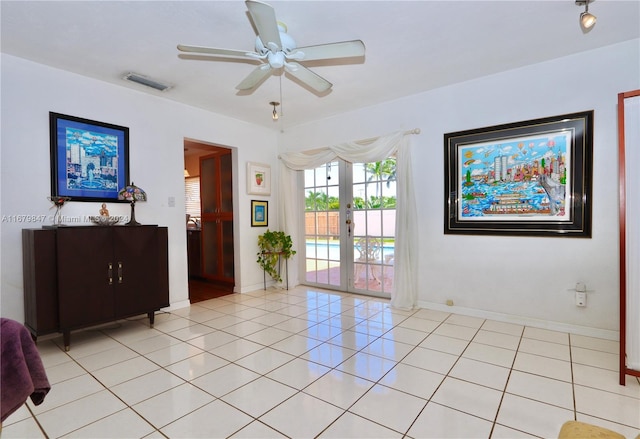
278, 130, 419, 309
624, 94, 640, 371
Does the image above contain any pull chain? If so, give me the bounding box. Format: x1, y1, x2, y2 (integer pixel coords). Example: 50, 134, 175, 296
279, 75, 283, 118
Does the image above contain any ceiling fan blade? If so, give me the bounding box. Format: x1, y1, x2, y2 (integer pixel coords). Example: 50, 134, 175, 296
289, 40, 365, 62
285, 62, 332, 93
245, 0, 282, 50
236, 64, 273, 90
177, 44, 261, 60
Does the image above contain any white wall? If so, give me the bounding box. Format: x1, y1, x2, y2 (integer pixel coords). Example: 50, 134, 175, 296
0, 54, 278, 321
3, 39, 639, 337
280, 40, 640, 337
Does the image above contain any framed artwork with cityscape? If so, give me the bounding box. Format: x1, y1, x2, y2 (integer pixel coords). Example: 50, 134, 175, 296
50, 112, 130, 202
444, 110, 593, 237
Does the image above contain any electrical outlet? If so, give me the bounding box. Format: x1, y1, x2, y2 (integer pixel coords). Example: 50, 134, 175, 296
575, 291, 587, 307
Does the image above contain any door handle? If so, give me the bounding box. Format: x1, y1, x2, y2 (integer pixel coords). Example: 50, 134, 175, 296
346, 203, 352, 237
108, 263, 113, 285
118, 262, 123, 284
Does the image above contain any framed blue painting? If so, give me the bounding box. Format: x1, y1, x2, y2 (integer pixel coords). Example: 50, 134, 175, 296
444, 111, 593, 237
251, 200, 268, 227
50, 112, 129, 202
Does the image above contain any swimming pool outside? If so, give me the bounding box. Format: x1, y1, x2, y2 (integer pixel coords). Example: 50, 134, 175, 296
304, 240, 395, 261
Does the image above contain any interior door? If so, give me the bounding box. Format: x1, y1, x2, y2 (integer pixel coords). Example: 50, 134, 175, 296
302, 159, 396, 297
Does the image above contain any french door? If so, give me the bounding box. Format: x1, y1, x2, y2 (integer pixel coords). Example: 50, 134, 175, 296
302, 159, 396, 297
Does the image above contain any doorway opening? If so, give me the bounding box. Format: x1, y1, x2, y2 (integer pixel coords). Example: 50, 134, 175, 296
184, 140, 235, 303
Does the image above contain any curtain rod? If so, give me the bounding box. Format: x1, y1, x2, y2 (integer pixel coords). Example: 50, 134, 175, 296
278, 128, 421, 159
355, 128, 421, 144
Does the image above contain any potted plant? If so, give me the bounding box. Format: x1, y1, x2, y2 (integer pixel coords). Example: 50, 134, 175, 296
257, 229, 296, 283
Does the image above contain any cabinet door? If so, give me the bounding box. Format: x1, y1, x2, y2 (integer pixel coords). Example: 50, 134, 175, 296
56, 227, 115, 329
219, 152, 233, 213
218, 153, 235, 280
112, 226, 162, 317
199, 151, 234, 284
220, 218, 234, 278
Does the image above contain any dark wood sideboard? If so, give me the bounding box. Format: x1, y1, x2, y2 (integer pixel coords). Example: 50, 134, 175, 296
22, 225, 169, 350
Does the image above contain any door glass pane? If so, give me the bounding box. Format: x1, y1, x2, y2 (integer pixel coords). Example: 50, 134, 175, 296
304, 162, 341, 287
200, 157, 217, 214
220, 153, 233, 212
202, 220, 219, 276
222, 220, 234, 277
352, 159, 396, 295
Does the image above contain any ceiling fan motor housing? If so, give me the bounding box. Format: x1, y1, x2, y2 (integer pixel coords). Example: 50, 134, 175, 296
255, 31, 296, 55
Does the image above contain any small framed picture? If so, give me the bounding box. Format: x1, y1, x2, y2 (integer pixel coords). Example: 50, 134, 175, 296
247, 162, 271, 195
251, 200, 268, 227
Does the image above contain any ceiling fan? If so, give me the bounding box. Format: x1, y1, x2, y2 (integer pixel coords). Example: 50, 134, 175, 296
177, 0, 365, 93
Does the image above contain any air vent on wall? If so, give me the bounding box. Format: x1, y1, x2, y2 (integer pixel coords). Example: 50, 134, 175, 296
123, 72, 172, 91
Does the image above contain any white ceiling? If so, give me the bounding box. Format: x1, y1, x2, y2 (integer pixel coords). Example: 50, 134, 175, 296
2, 1, 639, 130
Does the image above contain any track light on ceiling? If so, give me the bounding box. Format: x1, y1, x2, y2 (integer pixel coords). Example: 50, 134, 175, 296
576, 0, 597, 31
270, 101, 280, 121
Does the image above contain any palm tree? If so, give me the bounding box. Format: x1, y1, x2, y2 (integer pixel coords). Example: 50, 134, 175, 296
305, 191, 329, 211
365, 158, 397, 203
381, 158, 397, 188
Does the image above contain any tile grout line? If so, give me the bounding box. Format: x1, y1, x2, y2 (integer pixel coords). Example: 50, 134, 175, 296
487, 322, 526, 438
569, 333, 578, 422
19, 287, 639, 438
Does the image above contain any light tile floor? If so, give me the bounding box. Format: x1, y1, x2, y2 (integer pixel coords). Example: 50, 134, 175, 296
3, 286, 640, 438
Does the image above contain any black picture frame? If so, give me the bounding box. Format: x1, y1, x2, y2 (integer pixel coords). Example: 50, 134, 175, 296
251, 200, 268, 227
50, 112, 130, 202
444, 110, 593, 237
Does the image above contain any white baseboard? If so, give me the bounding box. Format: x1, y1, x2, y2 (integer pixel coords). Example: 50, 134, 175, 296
417, 300, 619, 341
238, 281, 295, 294
238, 282, 271, 294
163, 299, 190, 312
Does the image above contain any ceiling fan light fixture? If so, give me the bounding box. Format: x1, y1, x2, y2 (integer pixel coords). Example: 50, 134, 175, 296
267, 51, 285, 69
270, 101, 280, 121
576, 0, 597, 31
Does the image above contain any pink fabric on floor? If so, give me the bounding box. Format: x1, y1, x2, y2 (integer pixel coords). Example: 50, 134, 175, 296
1, 318, 51, 422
